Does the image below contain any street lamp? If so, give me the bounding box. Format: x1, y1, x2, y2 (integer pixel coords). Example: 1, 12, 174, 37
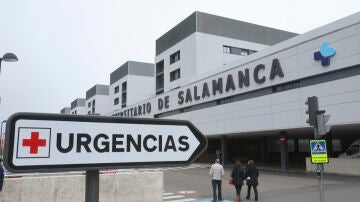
0, 53, 18, 74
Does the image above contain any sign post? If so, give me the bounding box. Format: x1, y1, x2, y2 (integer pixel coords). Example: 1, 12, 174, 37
3, 112, 207, 202
85, 170, 99, 202
310, 138, 328, 202
306, 96, 331, 202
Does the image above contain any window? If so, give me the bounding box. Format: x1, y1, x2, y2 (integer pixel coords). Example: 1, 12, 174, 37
170, 51, 180, 64
114, 98, 119, 105
332, 139, 342, 152
156, 60, 165, 95
170, 69, 180, 82
298, 139, 310, 152
88, 111, 91, 114
92, 108, 95, 114
223, 46, 231, 54
240, 49, 249, 56
156, 60, 164, 74
217, 96, 233, 105
92, 100, 95, 107
223, 45, 256, 56
272, 81, 300, 93
121, 81, 127, 108
122, 82, 127, 93
346, 145, 360, 155
121, 93, 127, 108
88, 102, 91, 108
156, 74, 164, 94
114, 86, 119, 94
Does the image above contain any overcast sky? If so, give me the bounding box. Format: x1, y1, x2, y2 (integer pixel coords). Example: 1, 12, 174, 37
0, 0, 359, 122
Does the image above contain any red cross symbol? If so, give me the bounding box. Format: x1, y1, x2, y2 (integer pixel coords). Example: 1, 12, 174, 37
22, 132, 46, 154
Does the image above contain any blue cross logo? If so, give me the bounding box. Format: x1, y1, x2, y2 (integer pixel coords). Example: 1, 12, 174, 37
314, 42, 336, 66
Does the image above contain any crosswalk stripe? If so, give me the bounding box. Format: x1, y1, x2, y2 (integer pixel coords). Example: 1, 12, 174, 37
165, 198, 196, 202
163, 192, 198, 202
163, 195, 185, 200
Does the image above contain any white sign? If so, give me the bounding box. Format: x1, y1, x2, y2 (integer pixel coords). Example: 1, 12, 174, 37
4, 113, 207, 172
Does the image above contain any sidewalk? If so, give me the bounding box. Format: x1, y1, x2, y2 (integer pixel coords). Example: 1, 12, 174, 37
165, 164, 360, 202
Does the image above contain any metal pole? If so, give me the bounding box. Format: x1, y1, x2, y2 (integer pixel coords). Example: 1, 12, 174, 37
314, 127, 325, 202
85, 170, 99, 202
319, 164, 325, 202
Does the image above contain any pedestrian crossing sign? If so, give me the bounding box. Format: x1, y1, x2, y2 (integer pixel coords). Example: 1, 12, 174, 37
310, 140, 328, 164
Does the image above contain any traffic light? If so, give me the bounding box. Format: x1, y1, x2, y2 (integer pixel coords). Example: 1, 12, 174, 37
305, 96, 332, 137
305, 96, 319, 126
317, 111, 331, 136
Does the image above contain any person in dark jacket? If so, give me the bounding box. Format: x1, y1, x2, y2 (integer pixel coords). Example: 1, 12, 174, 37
0, 159, 4, 192
231, 160, 244, 202
245, 160, 259, 201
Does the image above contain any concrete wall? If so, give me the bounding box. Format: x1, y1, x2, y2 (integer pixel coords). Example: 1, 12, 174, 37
306, 157, 360, 176
127, 75, 155, 105
0, 171, 163, 202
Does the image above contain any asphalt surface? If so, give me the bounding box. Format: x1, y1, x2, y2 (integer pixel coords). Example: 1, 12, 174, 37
163, 165, 360, 202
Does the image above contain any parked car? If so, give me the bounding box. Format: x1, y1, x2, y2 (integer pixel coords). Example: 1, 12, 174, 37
338, 139, 360, 158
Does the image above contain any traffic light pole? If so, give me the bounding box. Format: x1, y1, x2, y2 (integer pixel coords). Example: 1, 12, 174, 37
306, 96, 328, 202
314, 128, 325, 202
318, 163, 325, 202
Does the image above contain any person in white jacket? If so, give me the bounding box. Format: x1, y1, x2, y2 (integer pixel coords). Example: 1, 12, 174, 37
209, 159, 225, 201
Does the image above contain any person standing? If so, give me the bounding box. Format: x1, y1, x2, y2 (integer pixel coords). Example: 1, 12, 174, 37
231, 160, 244, 202
0, 159, 4, 192
245, 160, 259, 201
209, 159, 224, 202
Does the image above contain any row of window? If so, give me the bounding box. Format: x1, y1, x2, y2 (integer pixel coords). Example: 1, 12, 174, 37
155, 68, 181, 95
156, 59, 165, 95
88, 100, 96, 108
114, 81, 127, 108
155, 45, 255, 96
113, 93, 127, 107
267, 139, 342, 152
156, 51, 181, 95
223, 45, 256, 56
114, 82, 127, 94
170, 51, 180, 64
86, 99, 96, 114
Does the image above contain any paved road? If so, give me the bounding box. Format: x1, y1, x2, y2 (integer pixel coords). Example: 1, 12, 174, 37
163, 164, 360, 202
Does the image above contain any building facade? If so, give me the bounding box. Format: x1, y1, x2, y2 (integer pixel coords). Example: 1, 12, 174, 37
109, 61, 154, 116
62, 11, 360, 169
86, 84, 109, 115
155, 12, 297, 94
108, 12, 360, 169
60, 107, 70, 114
70, 98, 86, 115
